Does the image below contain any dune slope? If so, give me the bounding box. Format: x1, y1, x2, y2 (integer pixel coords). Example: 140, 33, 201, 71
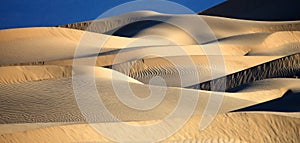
0, 9, 300, 143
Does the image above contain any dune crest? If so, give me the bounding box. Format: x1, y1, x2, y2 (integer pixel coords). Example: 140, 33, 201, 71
0, 7, 299, 143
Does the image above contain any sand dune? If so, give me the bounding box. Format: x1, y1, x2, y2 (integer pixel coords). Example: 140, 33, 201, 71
44, 55, 280, 86
1, 112, 299, 143
1, 79, 299, 132
0, 78, 298, 135
2, 12, 300, 67
211, 31, 300, 56
0, 27, 245, 67
1, 8, 300, 143
234, 79, 300, 112
0, 66, 142, 85
2, 24, 299, 68
0, 66, 72, 84
0, 27, 174, 66
0, 77, 276, 124
168, 112, 300, 143
59, 11, 300, 40
112, 55, 281, 87
0, 80, 290, 141
192, 54, 300, 91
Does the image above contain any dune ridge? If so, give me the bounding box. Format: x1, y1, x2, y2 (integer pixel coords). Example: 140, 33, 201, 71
0, 9, 299, 142
188, 54, 300, 91
58, 11, 300, 38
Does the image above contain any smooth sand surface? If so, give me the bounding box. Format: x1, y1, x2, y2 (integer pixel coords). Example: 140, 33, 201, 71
1, 112, 299, 143
0, 66, 142, 85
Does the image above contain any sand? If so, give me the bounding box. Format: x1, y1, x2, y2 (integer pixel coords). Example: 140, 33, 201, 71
0, 8, 299, 143
1, 112, 299, 143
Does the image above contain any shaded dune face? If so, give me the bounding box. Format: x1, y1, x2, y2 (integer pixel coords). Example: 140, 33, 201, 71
189, 54, 300, 91
109, 20, 199, 45
58, 11, 300, 39
109, 20, 163, 37
1, 8, 300, 143
199, 0, 300, 21
237, 90, 300, 112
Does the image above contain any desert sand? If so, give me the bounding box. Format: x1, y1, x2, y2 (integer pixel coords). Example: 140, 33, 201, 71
0, 3, 300, 143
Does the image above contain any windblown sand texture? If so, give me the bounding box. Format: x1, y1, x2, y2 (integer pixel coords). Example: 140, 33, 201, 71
1, 3, 300, 143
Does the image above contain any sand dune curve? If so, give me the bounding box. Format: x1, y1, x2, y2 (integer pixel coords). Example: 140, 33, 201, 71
0, 8, 299, 143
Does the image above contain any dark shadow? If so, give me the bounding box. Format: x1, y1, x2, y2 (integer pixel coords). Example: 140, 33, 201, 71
186, 54, 300, 91
105, 20, 163, 37
199, 0, 300, 21
234, 90, 300, 112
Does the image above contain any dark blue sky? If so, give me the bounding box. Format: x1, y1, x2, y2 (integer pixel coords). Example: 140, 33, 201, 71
0, 0, 226, 29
